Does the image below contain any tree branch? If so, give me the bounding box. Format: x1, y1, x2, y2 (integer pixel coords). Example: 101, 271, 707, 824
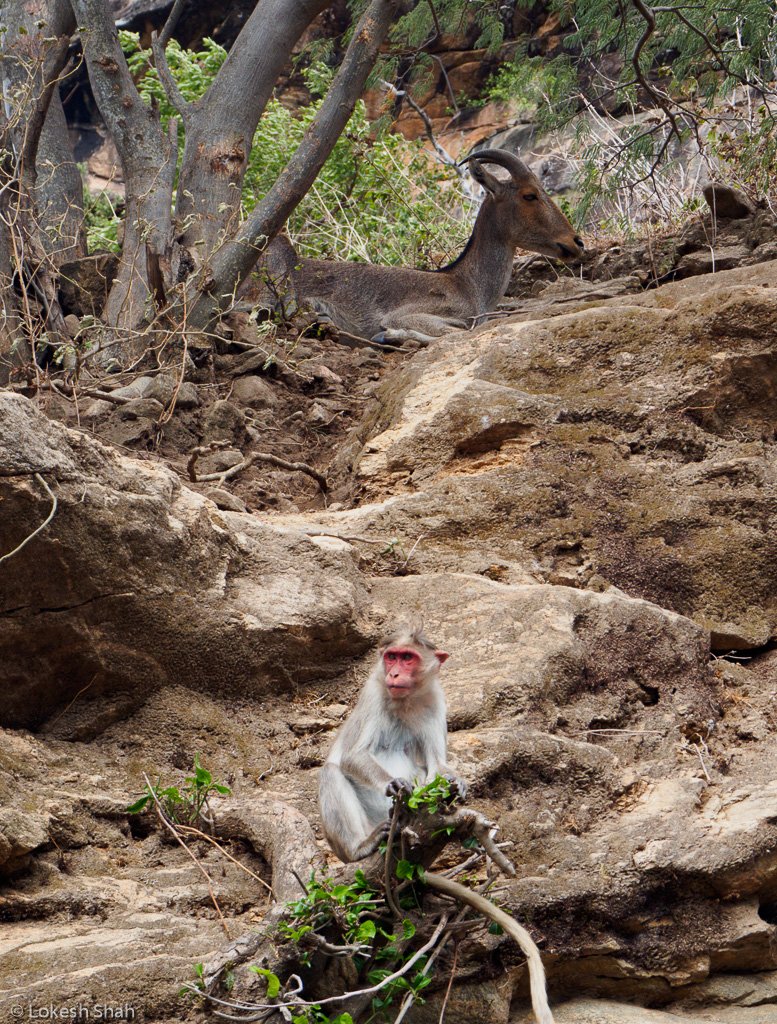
425, 872, 555, 1024
187, 0, 401, 328
151, 31, 190, 121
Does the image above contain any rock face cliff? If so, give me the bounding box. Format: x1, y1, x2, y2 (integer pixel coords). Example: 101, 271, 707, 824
2, 260, 777, 1023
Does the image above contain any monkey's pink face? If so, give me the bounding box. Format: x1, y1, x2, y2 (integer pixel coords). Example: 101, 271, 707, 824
383, 648, 421, 700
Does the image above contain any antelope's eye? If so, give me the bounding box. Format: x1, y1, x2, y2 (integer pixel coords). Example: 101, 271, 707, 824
523, 193, 539, 202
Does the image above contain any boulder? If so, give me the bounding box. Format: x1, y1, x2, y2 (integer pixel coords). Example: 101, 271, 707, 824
0, 392, 371, 730
322, 260, 777, 648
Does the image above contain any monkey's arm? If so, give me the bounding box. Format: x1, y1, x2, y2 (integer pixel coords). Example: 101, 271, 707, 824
340, 748, 414, 795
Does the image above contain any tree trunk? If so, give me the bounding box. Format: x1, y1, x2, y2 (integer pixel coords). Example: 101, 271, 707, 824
174, 0, 332, 262
0, 171, 25, 382
68, 0, 176, 342
0, 0, 77, 367
184, 0, 401, 332
35, 89, 87, 265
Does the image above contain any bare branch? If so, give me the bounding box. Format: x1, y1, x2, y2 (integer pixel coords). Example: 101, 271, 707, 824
158, 0, 188, 48
0, 473, 57, 565
425, 872, 555, 1024
151, 31, 190, 121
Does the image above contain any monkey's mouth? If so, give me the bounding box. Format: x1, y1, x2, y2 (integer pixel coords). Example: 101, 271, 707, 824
387, 682, 412, 698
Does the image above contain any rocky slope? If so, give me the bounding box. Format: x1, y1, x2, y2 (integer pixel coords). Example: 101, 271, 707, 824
2, 258, 777, 1023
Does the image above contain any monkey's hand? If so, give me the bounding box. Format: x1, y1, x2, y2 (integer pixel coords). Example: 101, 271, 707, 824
442, 774, 468, 802
385, 777, 414, 799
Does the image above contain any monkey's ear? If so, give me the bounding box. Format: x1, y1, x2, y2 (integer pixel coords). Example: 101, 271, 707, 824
435, 651, 450, 664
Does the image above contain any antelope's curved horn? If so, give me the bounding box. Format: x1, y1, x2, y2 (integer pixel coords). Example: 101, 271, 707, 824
458, 148, 532, 182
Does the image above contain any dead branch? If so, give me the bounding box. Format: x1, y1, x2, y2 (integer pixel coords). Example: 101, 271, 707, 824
425, 872, 554, 1024
194, 450, 329, 493
0, 472, 57, 565
141, 773, 232, 938
187, 441, 234, 481
175, 822, 273, 895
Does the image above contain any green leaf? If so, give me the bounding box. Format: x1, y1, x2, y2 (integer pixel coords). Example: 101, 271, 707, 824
249, 968, 280, 998
395, 860, 416, 880
354, 920, 377, 942
125, 795, 151, 813
157, 786, 183, 801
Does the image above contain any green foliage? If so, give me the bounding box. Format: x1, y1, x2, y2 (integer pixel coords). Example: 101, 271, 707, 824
249, 968, 281, 998
405, 774, 460, 814
557, 0, 777, 225
82, 187, 122, 253
278, 870, 427, 1018
126, 754, 231, 825
484, 53, 577, 115
707, 108, 777, 202
390, 0, 507, 54
116, 33, 471, 268
178, 962, 205, 998
281, 870, 390, 948
476, 0, 777, 233
292, 1011, 353, 1024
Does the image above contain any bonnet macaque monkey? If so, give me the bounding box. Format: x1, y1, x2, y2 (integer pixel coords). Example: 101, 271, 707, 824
318, 630, 556, 1024
318, 629, 466, 863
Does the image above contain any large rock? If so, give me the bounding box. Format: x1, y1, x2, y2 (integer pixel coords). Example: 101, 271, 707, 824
322, 260, 777, 648
0, 392, 371, 730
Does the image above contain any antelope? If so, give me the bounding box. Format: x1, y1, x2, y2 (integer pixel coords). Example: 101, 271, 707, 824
262, 149, 583, 345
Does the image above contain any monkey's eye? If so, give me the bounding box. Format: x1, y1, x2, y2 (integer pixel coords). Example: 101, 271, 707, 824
400, 652, 414, 662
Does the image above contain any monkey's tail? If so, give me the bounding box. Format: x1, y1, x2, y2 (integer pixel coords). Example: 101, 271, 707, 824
424, 871, 555, 1024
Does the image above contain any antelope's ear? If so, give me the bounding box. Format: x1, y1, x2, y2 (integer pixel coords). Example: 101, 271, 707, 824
435, 651, 450, 665
467, 160, 507, 197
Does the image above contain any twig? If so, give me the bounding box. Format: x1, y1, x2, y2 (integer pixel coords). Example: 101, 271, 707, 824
581, 728, 667, 735
183, 916, 450, 1012
436, 937, 459, 1024
384, 798, 404, 919
46, 380, 131, 405
692, 742, 711, 782
159, 331, 191, 424
142, 773, 232, 938
379, 80, 477, 199
0, 473, 57, 565
176, 823, 273, 894
298, 530, 390, 546
187, 441, 234, 481
401, 534, 425, 568
46, 677, 96, 728
300, 932, 370, 957
628, 0, 684, 146
440, 850, 485, 878
196, 451, 329, 493
447, 809, 516, 877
